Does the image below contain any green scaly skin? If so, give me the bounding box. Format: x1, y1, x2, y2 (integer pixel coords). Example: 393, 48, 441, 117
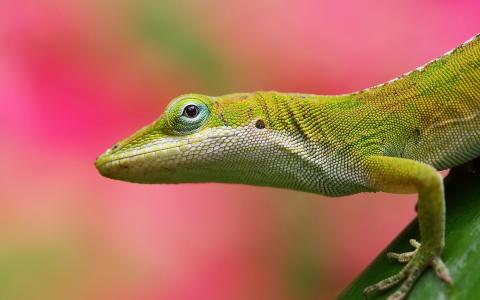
96, 34, 480, 299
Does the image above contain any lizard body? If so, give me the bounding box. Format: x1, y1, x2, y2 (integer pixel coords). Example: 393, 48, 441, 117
96, 34, 480, 299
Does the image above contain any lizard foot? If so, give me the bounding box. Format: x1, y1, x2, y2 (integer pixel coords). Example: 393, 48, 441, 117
363, 240, 452, 300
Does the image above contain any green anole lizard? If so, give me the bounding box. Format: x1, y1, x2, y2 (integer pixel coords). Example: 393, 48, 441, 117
95, 34, 480, 299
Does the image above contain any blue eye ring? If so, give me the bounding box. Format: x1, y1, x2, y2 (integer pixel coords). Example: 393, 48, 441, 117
165, 98, 210, 134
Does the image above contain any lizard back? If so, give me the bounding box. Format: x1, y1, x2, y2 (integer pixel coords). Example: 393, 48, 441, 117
351, 34, 480, 170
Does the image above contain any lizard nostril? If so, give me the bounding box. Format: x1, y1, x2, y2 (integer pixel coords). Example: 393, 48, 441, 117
111, 144, 119, 151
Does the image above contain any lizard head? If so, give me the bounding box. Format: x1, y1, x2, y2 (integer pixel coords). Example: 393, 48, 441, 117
95, 92, 284, 185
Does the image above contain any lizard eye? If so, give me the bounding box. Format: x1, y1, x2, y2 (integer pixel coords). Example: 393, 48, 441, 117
182, 105, 199, 118
164, 97, 210, 135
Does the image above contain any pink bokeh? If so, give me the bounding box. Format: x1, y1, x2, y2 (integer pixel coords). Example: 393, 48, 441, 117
1, 0, 479, 299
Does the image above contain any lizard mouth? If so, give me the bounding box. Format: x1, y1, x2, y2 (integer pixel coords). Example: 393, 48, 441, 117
95, 131, 236, 183
96, 143, 192, 169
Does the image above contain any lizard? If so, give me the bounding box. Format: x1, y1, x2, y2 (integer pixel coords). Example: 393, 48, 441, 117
95, 34, 480, 299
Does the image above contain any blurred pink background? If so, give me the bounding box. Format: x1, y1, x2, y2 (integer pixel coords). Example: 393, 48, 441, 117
1, 0, 479, 299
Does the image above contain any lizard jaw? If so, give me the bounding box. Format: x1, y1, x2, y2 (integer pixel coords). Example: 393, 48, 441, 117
95, 127, 236, 183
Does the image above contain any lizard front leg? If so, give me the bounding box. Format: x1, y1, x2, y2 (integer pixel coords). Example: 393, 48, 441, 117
362, 156, 452, 300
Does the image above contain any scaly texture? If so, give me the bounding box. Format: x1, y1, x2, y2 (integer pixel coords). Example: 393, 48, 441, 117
95, 34, 480, 299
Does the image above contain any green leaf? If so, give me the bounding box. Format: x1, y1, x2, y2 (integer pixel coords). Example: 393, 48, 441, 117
338, 159, 480, 299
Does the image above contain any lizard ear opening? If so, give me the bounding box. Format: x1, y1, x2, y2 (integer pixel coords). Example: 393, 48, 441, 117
255, 119, 265, 129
